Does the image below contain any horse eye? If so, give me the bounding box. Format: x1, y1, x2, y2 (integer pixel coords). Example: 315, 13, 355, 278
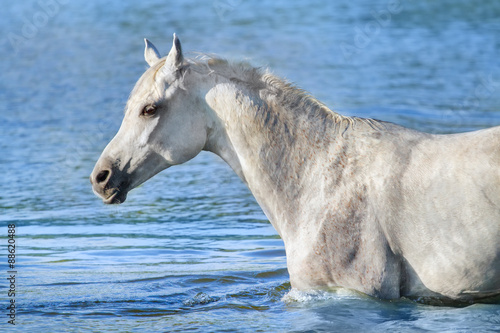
141, 104, 157, 117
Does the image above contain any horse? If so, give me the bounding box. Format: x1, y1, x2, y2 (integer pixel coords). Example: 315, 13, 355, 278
90, 34, 500, 301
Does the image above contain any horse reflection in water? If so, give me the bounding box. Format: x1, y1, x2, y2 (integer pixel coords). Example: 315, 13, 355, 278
91, 34, 500, 301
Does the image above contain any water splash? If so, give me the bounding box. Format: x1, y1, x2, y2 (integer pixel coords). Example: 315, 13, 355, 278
282, 287, 366, 303
183, 292, 221, 306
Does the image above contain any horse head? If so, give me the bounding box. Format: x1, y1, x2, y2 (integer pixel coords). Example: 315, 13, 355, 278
90, 34, 209, 204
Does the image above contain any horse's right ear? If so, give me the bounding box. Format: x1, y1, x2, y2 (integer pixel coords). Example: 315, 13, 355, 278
144, 39, 161, 67
165, 33, 183, 71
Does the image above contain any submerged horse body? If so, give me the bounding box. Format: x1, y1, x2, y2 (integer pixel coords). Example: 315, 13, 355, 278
91, 35, 500, 300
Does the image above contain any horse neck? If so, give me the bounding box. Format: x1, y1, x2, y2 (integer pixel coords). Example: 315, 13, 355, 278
203, 75, 359, 239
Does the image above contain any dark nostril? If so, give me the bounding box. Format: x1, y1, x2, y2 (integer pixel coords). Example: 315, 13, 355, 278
95, 170, 111, 184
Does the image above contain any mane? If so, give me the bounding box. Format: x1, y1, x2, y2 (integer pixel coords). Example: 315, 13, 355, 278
187, 55, 382, 133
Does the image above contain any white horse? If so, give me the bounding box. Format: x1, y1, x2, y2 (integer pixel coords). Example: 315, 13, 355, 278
91, 34, 500, 301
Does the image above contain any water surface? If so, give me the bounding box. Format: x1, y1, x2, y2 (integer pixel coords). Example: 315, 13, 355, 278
1, 0, 500, 331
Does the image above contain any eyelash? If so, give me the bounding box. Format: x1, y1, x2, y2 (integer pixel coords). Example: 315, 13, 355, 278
141, 104, 157, 117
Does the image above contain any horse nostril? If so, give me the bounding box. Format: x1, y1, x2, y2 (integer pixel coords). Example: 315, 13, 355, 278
95, 170, 111, 184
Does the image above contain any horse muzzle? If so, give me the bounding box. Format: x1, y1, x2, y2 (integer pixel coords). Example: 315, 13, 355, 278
90, 160, 130, 205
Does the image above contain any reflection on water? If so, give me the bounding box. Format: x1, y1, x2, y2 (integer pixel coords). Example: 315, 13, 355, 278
1, 0, 500, 331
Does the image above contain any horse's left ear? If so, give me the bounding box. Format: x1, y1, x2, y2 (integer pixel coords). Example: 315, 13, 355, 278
144, 39, 161, 67
165, 33, 183, 70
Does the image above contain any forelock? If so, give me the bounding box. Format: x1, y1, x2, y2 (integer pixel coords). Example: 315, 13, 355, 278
126, 59, 169, 112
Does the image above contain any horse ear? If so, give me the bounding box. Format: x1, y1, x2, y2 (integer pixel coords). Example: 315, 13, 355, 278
144, 39, 161, 67
165, 33, 183, 70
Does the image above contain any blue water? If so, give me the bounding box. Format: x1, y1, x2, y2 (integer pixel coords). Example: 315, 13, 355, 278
1, 0, 500, 331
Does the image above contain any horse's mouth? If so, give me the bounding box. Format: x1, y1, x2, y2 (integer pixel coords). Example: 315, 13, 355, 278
103, 190, 128, 204
91, 180, 130, 205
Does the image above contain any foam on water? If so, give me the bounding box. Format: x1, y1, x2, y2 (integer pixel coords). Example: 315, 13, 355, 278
283, 287, 366, 303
